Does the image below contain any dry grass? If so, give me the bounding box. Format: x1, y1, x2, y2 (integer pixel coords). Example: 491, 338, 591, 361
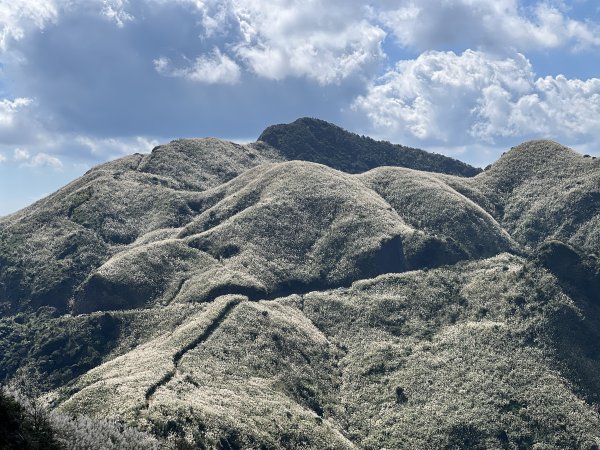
0, 130, 598, 448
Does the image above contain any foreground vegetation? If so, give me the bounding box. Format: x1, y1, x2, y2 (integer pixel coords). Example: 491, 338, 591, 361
1, 382, 160, 449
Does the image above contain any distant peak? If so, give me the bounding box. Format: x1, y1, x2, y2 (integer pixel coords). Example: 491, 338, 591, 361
257, 117, 481, 177
291, 117, 343, 129
480, 139, 590, 192
292, 116, 332, 125
494, 140, 581, 166
509, 139, 574, 154
258, 117, 343, 143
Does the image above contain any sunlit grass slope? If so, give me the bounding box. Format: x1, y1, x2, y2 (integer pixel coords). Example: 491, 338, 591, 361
56, 255, 600, 449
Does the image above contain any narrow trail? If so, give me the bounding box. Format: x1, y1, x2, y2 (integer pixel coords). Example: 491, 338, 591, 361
140, 298, 241, 414
168, 277, 188, 303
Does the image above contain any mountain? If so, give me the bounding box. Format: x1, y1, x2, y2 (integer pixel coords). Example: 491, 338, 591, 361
0, 119, 482, 315
257, 117, 481, 177
0, 120, 599, 449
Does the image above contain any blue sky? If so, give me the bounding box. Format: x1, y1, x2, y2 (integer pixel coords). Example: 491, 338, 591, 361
1, 0, 600, 215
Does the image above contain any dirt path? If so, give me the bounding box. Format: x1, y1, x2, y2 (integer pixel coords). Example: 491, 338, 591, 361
141, 298, 241, 412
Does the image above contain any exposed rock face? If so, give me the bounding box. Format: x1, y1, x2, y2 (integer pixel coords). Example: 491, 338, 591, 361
1, 120, 599, 448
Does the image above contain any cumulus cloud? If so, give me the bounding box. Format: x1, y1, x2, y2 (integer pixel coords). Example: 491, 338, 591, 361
154, 48, 241, 84
473, 74, 600, 141
1, 0, 599, 175
186, 0, 386, 84
104, 1, 600, 85
3, 1, 600, 86
0, 153, 5, 163
379, 0, 600, 53
353, 50, 600, 146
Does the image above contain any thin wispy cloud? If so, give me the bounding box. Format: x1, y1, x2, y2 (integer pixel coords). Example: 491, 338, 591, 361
0, 0, 58, 50
75, 135, 160, 157
0, 98, 33, 134
13, 148, 30, 161
102, 0, 135, 28
12, 147, 62, 169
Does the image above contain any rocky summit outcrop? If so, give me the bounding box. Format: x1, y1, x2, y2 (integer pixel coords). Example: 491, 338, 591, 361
0, 120, 599, 449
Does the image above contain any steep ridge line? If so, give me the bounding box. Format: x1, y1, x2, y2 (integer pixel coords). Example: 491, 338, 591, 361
141, 297, 243, 414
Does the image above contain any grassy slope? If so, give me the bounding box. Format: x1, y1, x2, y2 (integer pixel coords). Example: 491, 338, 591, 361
295, 253, 600, 449
359, 167, 518, 264
74, 162, 411, 312
0, 139, 280, 314
445, 140, 600, 253
56, 255, 600, 449
72, 160, 518, 315
0, 129, 598, 448
0, 126, 480, 316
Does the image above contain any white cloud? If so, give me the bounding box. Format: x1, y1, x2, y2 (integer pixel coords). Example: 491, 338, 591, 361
76, 135, 160, 156
13, 148, 30, 161
187, 0, 385, 84
11, 147, 63, 168
29, 152, 63, 168
154, 48, 241, 84
2, 0, 599, 174
0, 97, 32, 128
0, 153, 5, 163
102, 0, 134, 27
149, 1, 600, 85
379, 0, 600, 52
353, 50, 600, 146
0, 97, 44, 146
0, 0, 135, 52
472, 74, 600, 141
0, 0, 58, 50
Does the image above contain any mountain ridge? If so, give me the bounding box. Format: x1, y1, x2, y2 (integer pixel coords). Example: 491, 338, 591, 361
257, 117, 482, 177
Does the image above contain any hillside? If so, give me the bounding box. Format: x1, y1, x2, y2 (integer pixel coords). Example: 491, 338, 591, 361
0, 139, 281, 314
442, 140, 600, 253
0, 122, 599, 449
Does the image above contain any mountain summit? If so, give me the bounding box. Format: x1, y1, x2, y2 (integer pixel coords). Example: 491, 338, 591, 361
0, 120, 599, 449
258, 117, 481, 176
